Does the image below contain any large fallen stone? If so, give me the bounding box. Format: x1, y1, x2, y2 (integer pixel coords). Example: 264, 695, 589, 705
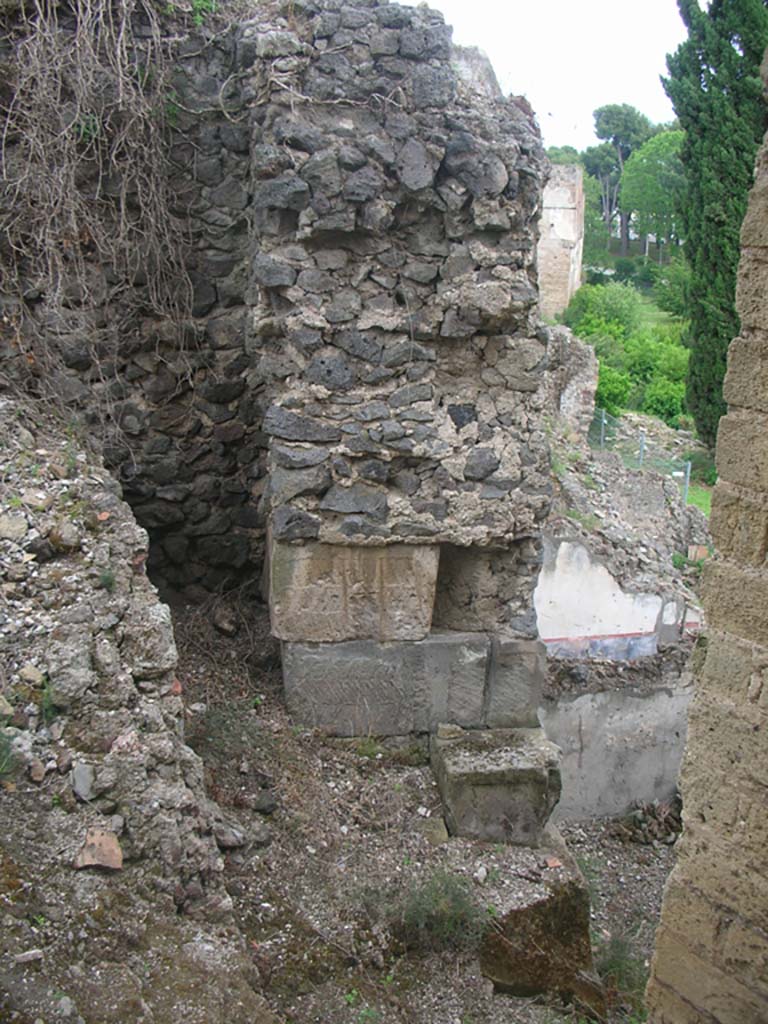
282, 632, 545, 736
282, 632, 488, 736
480, 852, 606, 1017
430, 727, 561, 844
268, 539, 439, 642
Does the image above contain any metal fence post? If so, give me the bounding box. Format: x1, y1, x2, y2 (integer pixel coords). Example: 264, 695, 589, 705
638, 429, 646, 467
683, 460, 691, 506
600, 408, 606, 449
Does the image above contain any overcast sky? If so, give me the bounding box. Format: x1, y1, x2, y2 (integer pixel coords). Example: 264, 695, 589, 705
433, 0, 689, 151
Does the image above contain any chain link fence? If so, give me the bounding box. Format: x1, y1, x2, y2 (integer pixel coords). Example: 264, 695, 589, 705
588, 407, 692, 504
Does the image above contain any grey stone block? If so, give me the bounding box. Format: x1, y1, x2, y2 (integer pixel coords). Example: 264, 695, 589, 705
431, 728, 561, 845
282, 632, 489, 736
486, 638, 545, 728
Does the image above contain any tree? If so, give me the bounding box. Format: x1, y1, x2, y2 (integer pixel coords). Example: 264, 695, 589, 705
546, 145, 581, 166
664, 0, 768, 446
594, 104, 655, 255
583, 142, 621, 246
620, 130, 686, 256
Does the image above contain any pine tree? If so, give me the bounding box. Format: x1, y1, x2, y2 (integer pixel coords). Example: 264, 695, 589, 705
664, 0, 768, 446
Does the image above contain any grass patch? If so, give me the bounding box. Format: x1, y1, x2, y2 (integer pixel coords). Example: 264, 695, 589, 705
636, 293, 675, 329
686, 483, 712, 517
565, 509, 599, 532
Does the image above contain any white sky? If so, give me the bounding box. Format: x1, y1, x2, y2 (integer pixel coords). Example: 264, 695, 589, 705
433, 0, 689, 151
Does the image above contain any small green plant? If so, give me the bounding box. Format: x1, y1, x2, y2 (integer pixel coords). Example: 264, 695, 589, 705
595, 929, 649, 1018
575, 853, 601, 909
390, 869, 486, 952
344, 989, 359, 1007
165, 89, 181, 127
672, 551, 705, 574
565, 509, 599, 532
252, 695, 264, 709
357, 1009, 380, 1024
97, 568, 116, 592
40, 680, 58, 726
74, 113, 100, 144
31, 913, 47, 928
582, 473, 598, 491
191, 0, 215, 26
65, 446, 79, 477
355, 737, 382, 760
0, 732, 16, 777
8, 495, 23, 508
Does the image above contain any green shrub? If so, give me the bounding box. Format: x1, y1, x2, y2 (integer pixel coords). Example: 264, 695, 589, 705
642, 377, 686, 425
562, 282, 644, 340
634, 260, 658, 288
653, 257, 691, 319
614, 257, 636, 283
596, 364, 632, 416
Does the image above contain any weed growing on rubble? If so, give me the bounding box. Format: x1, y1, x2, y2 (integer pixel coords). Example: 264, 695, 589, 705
565, 508, 600, 532
0, 732, 16, 777
594, 928, 649, 1021
96, 569, 116, 592
40, 680, 58, 726
387, 869, 486, 952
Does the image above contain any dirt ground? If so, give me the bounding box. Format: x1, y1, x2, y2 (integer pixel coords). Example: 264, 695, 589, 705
171, 594, 678, 1024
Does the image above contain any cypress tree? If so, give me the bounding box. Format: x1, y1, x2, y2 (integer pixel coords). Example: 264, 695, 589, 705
664, 0, 768, 446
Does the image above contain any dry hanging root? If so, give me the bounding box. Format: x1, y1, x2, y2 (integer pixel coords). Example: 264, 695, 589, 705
0, 0, 192, 363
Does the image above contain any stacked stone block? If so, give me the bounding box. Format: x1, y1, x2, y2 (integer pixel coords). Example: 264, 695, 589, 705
645, 72, 768, 1023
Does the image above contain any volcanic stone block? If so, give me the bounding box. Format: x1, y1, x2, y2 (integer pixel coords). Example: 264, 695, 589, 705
282, 633, 489, 736
431, 728, 562, 845
268, 540, 439, 642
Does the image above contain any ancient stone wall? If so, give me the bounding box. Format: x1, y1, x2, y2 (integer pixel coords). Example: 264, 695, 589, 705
235, 1, 554, 739
0, 0, 557, 748
537, 164, 584, 321
645, 63, 768, 1024
2, 1, 553, 622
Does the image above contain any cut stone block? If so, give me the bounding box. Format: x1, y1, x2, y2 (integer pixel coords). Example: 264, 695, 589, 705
486, 637, 544, 728
282, 633, 489, 736
430, 727, 561, 845
282, 631, 546, 737
268, 539, 439, 642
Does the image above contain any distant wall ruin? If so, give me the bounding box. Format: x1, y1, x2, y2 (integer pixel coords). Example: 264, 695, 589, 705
537, 164, 584, 321
646, 60, 768, 1024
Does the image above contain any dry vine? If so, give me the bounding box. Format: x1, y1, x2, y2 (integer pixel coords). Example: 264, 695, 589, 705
0, 0, 193, 388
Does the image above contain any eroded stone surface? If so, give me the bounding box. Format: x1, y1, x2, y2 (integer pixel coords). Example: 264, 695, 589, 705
269, 539, 439, 642
283, 633, 545, 736
480, 872, 605, 1016
645, 57, 768, 1023
431, 727, 562, 844
283, 632, 488, 735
